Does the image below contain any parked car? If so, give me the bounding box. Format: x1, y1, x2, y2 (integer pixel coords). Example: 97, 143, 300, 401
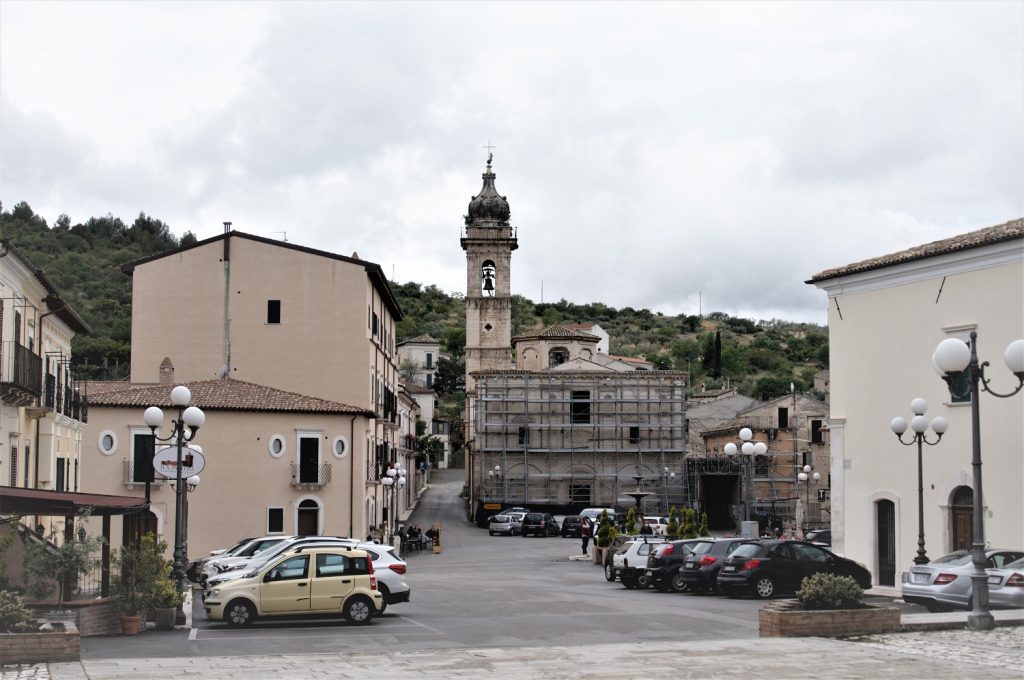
642, 516, 669, 535
603, 534, 636, 581
188, 537, 257, 583
202, 536, 295, 582
560, 515, 583, 538
645, 539, 704, 592
504, 507, 530, 515
901, 549, 1024, 612
986, 556, 1024, 610
717, 539, 872, 599
805, 529, 832, 546
521, 513, 560, 537
204, 547, 383, 627
613, 537, 667, 588
580, 507, 619, 527
489, 514, 519, 536
675, 537, 748, 593
205, 538, 410, 615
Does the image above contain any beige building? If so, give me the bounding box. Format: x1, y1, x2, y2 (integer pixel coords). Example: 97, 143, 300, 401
396, 335, 444, 389
81, 376, 374, 556
809, 218, 1023, 592
0, 240, 90, 524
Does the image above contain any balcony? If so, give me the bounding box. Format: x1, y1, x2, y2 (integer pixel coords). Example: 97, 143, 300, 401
122, 459, 167, 488
0, 341, 42, 406
291, 463, 332, 489
43, 367, 86, 422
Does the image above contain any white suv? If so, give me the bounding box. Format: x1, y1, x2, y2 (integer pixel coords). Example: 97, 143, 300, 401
612, 537, 667, 589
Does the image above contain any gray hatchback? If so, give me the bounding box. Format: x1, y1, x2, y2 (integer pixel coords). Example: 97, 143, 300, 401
901, 549, 1024, 612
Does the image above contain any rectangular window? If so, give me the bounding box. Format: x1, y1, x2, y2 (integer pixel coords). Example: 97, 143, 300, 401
518, 426, 528, 445
571, 390, 591, 424
267, 507, 285, 534
9, 447, 17, 487
629, 426, 640, 444
426, 373, 433, 388
946, 369, 972, 404
426, 353, 433, 368
132, 433, 155, 483
570, 484, 591, 504
267, 300, 281, 324
372, 312, 379, 336
778, 407, 789, 429
23, 441, 29, 488
55, 457, 66, 491
811, 420, 823, 444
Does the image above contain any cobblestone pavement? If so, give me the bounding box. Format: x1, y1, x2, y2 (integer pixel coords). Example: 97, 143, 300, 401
3, 626, 1021, 680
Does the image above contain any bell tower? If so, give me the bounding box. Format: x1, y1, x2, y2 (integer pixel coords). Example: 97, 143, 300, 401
461, 153, 518, 392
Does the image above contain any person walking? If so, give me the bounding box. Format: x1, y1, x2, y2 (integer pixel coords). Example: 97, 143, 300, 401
581, 517, 592, 556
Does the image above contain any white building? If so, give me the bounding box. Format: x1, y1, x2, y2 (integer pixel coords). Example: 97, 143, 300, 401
808, 218, 1023, 593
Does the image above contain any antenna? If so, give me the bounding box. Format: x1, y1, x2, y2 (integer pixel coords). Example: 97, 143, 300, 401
269, 231, 288, 242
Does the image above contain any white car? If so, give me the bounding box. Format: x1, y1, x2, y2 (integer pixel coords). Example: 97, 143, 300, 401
642, 516, 669, 535
203, 536, 294, 581
612, 537, 667, 589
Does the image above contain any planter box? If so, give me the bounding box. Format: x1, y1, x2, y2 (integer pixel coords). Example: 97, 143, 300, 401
0, 622, 80, 664
759, 600, 901, 638
28, 598, 120, 636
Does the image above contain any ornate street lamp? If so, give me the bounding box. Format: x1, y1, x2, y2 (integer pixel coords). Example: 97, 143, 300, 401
797, 465, 820, 537
724, 427, 767, 523
381, 465, 407, 543
487, 465, 503, 502
890, 398, 948, 565
143, 385, 204, 624
933, 332, 1023, 631
660, 466, 676, 513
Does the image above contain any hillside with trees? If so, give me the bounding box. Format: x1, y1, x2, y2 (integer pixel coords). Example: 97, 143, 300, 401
0, 201, 827, 404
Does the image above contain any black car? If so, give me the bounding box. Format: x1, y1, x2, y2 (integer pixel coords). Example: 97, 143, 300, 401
521, 513, 559, 537
560, 515, 583, 538
805, 529, 832, 546
645, 539, 704, 592
717, 539, 872, 599
676, 537, 747, 593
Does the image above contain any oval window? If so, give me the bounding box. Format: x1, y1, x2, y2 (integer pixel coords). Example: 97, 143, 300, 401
98, 430, 118, 456
332, 436, 348, 459
269, 435, 286, 458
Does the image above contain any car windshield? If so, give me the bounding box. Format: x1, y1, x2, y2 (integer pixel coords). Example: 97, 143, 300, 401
933, 551, 973, 566
525, 514, 544, 521
731, 543, 762, 558
492, 515, 510, 522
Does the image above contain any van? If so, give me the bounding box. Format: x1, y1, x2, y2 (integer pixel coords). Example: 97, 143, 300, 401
579, 508, 618, 525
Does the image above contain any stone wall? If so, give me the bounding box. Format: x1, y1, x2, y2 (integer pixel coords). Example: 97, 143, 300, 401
758, 601, 901, 637
28, 599, 120, 636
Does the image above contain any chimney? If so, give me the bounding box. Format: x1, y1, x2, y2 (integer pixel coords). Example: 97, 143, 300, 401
159, 357, 174, 385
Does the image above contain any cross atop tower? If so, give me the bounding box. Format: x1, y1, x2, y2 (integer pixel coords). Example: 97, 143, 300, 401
483, 141, 495, 165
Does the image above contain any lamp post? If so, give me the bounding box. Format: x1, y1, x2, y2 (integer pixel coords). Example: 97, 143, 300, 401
381, 465, 406, 543
660, 466, 676, 513
143, 385, 204, 624
933, 332, 1024, 631
890, 398, 948, 565
724, 427, 767, 523
169, 474, 201, 568
487, 465, 503, 502
797, 465, 820, 537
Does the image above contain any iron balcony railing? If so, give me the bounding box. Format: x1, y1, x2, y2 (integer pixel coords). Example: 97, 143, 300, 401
122, 459, 167, 486
0, 341, 42, 398
291, 463, 332, 487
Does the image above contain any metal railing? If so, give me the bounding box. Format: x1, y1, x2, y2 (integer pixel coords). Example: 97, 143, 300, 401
1, 341, 42, 396
122, 459, 166, 486
291, 463, 332, 487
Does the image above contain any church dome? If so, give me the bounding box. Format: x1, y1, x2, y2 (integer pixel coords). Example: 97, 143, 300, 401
466, 155, 511, 225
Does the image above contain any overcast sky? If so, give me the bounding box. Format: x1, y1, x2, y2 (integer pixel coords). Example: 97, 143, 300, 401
1, 2, 1021, 324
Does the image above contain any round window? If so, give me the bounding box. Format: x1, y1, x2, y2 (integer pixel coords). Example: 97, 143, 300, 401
331, 436, 348, 459
98, 430, 118, 456
268, 435, 286, 458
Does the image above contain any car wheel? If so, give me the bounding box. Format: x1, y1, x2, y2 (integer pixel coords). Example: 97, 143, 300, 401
225, 599, 255, 628
753, 576, 776, 599
671, 572, 689, 593
636, 572, 652, 589
604, 563, 616, 582
377, 585, 390, 614
344, 595, 375, 625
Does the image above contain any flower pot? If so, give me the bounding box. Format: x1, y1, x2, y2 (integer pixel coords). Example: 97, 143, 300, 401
154, 607, 176, 631
119, 615, 143, 635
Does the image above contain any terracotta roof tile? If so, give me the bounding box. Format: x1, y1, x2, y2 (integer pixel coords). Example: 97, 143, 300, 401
84, 378, 373, 416
807, 218, 1022, 283
512, 324, 600, 342
398, 334, 439, 345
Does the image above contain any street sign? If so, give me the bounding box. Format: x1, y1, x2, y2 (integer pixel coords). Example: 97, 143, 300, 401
153, 445, 205, 478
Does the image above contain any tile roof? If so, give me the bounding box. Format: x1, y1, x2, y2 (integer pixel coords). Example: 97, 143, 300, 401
807, 218, 1023, 283
84, 378, 374, 415
512, 324, 600, 342
398, 334, 439, 345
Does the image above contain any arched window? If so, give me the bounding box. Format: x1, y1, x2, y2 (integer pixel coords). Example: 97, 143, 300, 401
549, 347, 569, 367
481, 260, 496, 297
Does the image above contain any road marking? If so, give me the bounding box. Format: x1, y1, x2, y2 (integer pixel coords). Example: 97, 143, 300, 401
188, 628, 198, 641
397, 615, 446, 636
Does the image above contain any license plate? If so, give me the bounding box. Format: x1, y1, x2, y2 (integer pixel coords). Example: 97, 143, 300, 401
645, 570, 653, 576
723, 565, 736, 573
988, 575, 1001, 585
912, 573, 929, 583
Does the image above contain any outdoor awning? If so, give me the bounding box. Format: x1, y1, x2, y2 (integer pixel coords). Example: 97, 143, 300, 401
0, 488, 149, 516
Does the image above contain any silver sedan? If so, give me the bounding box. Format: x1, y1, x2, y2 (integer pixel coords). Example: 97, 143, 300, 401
901, 549, 1024, 612
488, 513, 522, 536
986, 556, 1024, 610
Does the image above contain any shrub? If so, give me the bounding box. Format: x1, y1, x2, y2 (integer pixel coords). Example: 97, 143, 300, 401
666, 507, 679, 540
625, 507, 637, 534
680, 508, 698, 539
698, 512, 710, 537
0, 590, 36, 633
797, 573, 864, 610
596, 510, 612, 547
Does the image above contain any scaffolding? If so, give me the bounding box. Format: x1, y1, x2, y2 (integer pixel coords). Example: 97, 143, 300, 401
471, 371, 688, 516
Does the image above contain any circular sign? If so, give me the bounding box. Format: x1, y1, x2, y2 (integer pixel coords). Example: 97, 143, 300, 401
153, 445, 206, 478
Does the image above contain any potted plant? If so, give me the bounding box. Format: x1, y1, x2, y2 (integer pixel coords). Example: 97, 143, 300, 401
151, 575, 183, 631
759, 573, 900, 637
110, 534, 178, 634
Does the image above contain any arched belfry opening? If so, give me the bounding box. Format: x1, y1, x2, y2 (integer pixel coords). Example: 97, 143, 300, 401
482, 260, 496, 297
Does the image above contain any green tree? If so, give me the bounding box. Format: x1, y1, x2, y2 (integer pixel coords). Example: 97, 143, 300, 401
665, 507, 679, 539
699, 512, 710, 537
625, 507, 637, 534
680, 508, 698, 539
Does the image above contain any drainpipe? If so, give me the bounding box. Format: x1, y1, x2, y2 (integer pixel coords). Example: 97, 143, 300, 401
348, 415, 356, 538
219, 223, 232, 379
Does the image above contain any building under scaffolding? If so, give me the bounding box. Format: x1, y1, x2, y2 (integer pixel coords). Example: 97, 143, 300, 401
470, 370, 689, 524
